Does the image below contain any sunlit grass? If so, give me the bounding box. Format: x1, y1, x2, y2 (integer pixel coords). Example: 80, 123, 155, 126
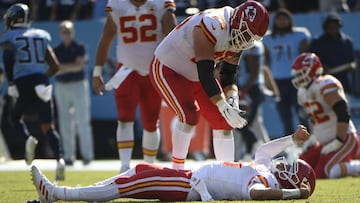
0, 170, 359, 203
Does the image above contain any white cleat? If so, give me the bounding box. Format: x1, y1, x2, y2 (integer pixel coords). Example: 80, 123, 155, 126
55, 158, 65, 181
25, 136, 38, 165
31, 165, 56, 203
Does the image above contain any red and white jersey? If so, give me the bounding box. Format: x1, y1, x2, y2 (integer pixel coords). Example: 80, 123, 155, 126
190, 161, 280, 200
154, 6, 240, 81
106, 0, 175, 75
297, 74, 357, 145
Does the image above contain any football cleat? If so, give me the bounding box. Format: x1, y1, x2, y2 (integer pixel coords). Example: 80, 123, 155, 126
25, 136, 38, 165
31, 165, 56, 203
55, 158, 65, 181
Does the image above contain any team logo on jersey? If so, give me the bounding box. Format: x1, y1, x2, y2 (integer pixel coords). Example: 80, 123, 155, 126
244, 6, 256, 22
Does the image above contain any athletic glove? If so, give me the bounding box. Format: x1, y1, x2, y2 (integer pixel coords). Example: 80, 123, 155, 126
226, 90, 239, 108
321, 138, 343, 154
8, 85, 19, 98
216, 99, 247, 129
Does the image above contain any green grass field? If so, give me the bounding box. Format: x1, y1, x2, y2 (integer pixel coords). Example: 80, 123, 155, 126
1, 170, 360, 203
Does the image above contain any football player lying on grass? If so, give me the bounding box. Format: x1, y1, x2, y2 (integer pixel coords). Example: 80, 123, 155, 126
31, 125, 315, 202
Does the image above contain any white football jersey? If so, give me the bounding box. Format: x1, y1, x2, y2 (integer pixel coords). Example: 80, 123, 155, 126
155, 6, 240, 81
190, 161, 280, 200
106, 0, 175, 75
297, 75, 356, 145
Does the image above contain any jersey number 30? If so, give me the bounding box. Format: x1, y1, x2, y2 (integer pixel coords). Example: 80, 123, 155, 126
16, 37, 46, 64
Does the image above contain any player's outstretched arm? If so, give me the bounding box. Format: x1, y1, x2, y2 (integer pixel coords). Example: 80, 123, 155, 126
250, 182, 311, 200
254, 125, 309, 164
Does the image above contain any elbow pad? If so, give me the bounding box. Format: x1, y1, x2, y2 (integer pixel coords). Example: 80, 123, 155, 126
196, 60, 221, 97
219, 61, 238, 87
332, 99, 350, 122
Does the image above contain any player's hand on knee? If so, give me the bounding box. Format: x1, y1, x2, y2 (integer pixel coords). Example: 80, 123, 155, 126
216, 99, 247, 129
321, 138, 343, 154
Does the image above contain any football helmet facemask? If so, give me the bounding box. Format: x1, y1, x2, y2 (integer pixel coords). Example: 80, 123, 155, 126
230, 0, 269, 51
3, 3, 30, 30
291, 52, 323, 89
271, 157, 316, 196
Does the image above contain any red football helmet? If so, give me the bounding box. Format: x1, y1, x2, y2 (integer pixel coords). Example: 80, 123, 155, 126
272, 157, 316, 196
230, 0, 269, 51
291, 52, 323, 89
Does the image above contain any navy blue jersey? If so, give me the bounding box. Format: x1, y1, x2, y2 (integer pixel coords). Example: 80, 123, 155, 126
0, 27, 51, 79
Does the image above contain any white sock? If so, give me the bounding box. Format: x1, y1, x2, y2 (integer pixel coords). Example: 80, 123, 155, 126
329, 160, 360, 178
92, 167, 136, 186
142, 129, 160, 163
117, 121, 134, 168
54, 184, 119, 201
212, 129, 234, 161
171, 121, 194, 169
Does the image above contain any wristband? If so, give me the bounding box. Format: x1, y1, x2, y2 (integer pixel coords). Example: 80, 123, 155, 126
226, 89, 238, 100
215, 99, 227, 109
93, 65, 103, 77
282, 189, 301, 199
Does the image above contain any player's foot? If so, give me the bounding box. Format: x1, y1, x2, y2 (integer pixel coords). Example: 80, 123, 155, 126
31, 165, 56, 203
55, 158, 65, 181
25, 136, 38, 165
120, 165, 130, 173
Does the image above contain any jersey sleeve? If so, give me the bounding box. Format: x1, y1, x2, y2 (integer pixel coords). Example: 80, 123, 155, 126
164, 0, 176, 12
319, 75, 342, 96
42, 30, 52, 42
198, 14, 226, 45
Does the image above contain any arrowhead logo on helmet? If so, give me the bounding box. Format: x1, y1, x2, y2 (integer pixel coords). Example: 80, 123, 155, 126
244, 5, 257, 22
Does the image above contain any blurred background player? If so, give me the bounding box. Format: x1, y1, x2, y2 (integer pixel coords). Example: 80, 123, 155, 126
0, 3, 65, 180
149, 0, 269, 169
262, 8, 311, 136
32, 125, 315, 202
92, 0, 177, 172
235, 40, 279, 161
54, 20, 93, 166
291, 52, 360, 179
